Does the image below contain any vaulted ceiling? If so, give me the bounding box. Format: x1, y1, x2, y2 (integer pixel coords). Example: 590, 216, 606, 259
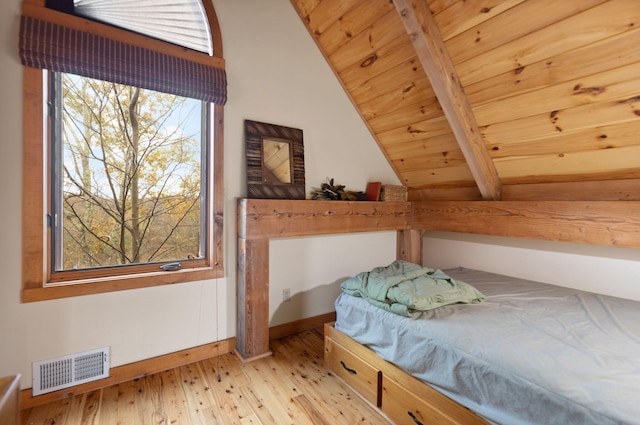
290, 0, 640, 201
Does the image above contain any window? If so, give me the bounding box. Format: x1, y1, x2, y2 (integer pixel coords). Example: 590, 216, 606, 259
20, 0, 226, 301
51, 73, 207, 275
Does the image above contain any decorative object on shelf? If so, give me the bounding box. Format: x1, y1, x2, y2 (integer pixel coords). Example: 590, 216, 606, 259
245, 120, 305, 199
381, 184, 408, 202
310, 178, 367, 201
366, 181, 382, 201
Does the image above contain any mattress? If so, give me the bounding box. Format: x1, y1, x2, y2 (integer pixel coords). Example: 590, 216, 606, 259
334, 267, 640, 425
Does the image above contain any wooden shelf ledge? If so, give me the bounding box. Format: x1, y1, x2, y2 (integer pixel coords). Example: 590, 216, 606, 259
237, 198, 412, 239
235, 198, 420, 361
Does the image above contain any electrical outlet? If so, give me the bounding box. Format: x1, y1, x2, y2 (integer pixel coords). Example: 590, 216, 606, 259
283, 288, 291, 302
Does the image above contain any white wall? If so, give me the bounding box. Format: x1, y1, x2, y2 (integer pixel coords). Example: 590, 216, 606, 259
424, 232, 640, 301
0, 0, 399, 388
215, 0, 401, 329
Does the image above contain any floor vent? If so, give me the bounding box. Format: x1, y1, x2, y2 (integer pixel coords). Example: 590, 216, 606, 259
32, 347, 110, 396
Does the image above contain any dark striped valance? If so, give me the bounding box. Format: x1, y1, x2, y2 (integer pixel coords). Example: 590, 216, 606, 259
19, 15, 227, 105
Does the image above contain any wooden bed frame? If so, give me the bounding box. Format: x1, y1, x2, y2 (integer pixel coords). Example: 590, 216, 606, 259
324, 323, 488, 424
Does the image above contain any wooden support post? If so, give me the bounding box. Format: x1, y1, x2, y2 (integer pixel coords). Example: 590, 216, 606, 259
235, 237, 272, 361
397, 228, 423, 265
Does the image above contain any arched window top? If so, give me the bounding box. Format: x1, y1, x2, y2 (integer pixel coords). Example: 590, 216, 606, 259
21, 0, 227, 104
72, 0, 213, 55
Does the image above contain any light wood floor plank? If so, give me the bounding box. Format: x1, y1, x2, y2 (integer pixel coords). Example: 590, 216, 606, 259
239, 412, 263, 425
79, 390, 101, 424
156, 369, 190, 425
20, 402, 49, 425
20, 328, 389, 425
239, 384, 279, 425
292, 394, 333, 425
201, 356, 257, 424
42, 397, 71, 425
118, 379, 146, 424
243, 359, 308, 425
272, 331, 384, 424
97, 384, 121, 424
136, 372, 168, 425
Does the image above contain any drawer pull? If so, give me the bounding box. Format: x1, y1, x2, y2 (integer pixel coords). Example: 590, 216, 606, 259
340, 361, 357, 375
408, 411, 424, 425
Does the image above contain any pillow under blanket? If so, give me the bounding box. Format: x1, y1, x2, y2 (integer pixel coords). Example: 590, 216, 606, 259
340, 260, 485, 317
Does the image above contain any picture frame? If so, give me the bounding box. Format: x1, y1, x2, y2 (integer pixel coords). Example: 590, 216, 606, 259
244, 120, 305, 199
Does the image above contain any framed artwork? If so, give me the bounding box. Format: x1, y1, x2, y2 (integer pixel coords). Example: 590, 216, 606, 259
245, 120, 305, 199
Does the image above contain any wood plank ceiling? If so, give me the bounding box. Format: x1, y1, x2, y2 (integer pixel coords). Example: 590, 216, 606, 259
289, 0, 640, 201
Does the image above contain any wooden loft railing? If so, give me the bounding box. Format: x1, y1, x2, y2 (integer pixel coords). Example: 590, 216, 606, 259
236, 198, 640, 361
237, 199, 413, 239
413, 200, 640, 248
235, 198, 420, 361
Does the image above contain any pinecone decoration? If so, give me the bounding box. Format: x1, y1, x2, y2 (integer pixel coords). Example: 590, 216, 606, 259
310, 178, 367, 201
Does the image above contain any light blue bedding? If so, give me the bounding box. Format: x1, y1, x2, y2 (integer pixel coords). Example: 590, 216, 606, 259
335, 267, 640, 425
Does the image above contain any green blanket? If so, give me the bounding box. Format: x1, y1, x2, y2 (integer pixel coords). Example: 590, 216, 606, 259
340, 261, 485, 317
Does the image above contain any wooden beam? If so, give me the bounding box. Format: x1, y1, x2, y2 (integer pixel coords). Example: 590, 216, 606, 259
392, 0, 502, 201
502, 179, 640, 201
409, 179, 640, 202
237, 199, 411, 240
413, 201, 640, 248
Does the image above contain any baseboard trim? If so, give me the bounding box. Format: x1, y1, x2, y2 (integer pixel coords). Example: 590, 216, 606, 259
20, 311, 336, 410
20, 337, 235, 410
269, 311, 336, 341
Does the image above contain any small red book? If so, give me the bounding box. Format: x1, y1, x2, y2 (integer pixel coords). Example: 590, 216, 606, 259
366, 181, 382, 201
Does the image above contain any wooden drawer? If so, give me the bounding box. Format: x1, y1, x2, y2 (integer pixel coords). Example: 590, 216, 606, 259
325, 336, 381, 407
382, 375, 452, 425
324, 324, 487, 425
381, 375, 486, 425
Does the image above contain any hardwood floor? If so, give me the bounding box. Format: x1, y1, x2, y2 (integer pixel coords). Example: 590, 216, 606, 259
20, 328, 390, 425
